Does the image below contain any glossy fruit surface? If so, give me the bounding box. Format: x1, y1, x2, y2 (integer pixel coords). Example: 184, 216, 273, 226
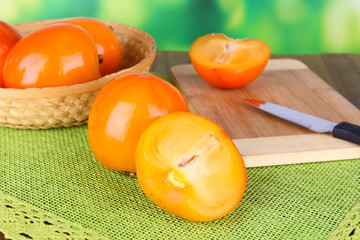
0, 21, 21, 86
56, 17, 121, 76
87, 73, 189, 173
189, 33, 270, 88
3, 23, 101, 88
135, 112, 247, 221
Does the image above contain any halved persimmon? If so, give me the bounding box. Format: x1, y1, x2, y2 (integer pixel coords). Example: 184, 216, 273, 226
55, 17, 121, 76
3, 23, 101, 88
0, 21, 21, 87
87, 73, 189, 173
135, 112, 247, 222
189, 33, 270, 88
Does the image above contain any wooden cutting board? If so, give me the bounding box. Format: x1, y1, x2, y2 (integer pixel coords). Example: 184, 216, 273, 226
171, 59, 360, 167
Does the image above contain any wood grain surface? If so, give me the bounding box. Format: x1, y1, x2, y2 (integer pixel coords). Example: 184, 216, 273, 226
171, 58, 360, 167
171, 59, 360, 139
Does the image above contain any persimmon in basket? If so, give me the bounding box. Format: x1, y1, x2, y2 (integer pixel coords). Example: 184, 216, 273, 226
135, 112, 247, 221
3, 23, 101, 88
189, 33, 270, 88
87, 73, 189, 173
54, 17, 121, 76
0, 20, 21, 87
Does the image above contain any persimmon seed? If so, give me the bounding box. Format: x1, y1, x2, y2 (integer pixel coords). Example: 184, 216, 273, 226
178, 155, 199, 168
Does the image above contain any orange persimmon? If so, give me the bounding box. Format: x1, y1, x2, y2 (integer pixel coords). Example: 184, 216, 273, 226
55, 17, 121, 76
135, 112, 247, 222
3, 23, 101, 88
0, 20, 21, 87
87, 73, 189, 173
189, 33, 270, 88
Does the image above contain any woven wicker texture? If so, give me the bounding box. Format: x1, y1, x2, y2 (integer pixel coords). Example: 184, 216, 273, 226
0, 19, 156, 129
0, 125, 359, 239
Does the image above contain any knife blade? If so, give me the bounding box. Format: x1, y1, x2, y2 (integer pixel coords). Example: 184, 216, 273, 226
243, 99, 360, 145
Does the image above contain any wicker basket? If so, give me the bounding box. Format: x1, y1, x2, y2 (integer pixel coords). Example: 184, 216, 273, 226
0, 19, 156, 129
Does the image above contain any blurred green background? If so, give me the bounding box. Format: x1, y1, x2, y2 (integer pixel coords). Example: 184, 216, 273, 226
1, 0, 360, 54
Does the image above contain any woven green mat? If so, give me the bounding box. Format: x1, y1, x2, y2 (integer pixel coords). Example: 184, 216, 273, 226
328, 200, 360, 239
0, 125, 359, 239
0, 189, 110, 240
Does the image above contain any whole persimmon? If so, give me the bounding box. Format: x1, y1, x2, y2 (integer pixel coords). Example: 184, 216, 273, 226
189, 33, 270, 88
135, 112, 247, 222
3, 23, 101, 88
55, 17, 121, 76
0, 20, 21, 87
87, 73, 189, 173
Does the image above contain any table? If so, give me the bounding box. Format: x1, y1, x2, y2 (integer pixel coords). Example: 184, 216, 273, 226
1, 51, 359, 240
151, 52, 360, 110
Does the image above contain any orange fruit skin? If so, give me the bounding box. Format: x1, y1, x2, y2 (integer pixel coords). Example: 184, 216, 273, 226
135, 112, 247, 222
56, 17, 121, 76
3, 23, 101, 89
0, 21, 21, 87
87, 73, 189, 173
189, 33, 270, 88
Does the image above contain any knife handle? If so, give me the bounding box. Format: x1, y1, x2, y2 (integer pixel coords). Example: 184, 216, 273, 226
332, 121, 360, 145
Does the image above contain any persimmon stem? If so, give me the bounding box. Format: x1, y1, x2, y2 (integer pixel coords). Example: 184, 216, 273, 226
98, 54, 103, 65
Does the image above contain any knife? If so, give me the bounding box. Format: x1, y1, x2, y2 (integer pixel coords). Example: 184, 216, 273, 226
243, 99, 360, 145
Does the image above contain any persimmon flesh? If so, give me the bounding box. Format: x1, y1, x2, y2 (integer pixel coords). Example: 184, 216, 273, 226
87, 73, 189, 173
189, 33, 270, 88
135, 112, 247, 222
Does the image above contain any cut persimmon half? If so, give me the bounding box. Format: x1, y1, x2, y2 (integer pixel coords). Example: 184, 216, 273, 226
189, 33, 270, 88
135, 112, 247, 222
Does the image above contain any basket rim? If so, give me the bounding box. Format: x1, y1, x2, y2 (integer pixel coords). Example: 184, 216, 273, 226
0, 19, 156, 99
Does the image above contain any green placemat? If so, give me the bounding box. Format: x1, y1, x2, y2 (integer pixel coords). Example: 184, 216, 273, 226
0, 189, 110, 240
0, 125, 359, 239
329, 200, 360, 239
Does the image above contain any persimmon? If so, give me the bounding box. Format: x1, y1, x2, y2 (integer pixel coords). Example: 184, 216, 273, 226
87, 73, 189, 173
0, 21, 21, 87
55, 17, 121, 76
189, 33, 270, 88
135, 112, 247, 222
3, 23, 101, 88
